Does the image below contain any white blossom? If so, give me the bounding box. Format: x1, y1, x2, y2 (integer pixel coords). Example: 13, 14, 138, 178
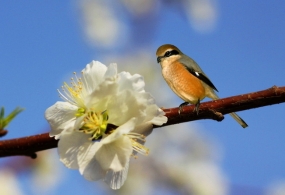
45, 61, 167, 189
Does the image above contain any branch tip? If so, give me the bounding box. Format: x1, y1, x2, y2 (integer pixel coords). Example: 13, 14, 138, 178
209, 110, 224, 121
0, 130, 8, 137
30, 153, 37, 159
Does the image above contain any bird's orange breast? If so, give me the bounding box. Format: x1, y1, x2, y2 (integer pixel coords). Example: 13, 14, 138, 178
162, 61, 206, 104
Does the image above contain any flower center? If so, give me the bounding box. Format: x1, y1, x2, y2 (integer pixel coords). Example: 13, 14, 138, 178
78, 109, 149, 156
79, 110, 109, 140
127, 133, 149, 156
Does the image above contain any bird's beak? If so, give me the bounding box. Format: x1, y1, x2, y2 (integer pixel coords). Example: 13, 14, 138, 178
157, 56, 163, 63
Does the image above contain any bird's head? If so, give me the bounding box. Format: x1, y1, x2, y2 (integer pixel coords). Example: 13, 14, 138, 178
156, 44, 182, 64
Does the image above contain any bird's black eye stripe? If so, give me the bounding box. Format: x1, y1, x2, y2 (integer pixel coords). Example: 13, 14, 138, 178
164, 50, 179, 57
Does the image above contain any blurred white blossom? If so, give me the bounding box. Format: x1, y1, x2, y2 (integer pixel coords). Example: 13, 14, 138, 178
266, 180, 285, 195
31, 150, 63, 194
185, 0, 218, 33
120, 0, 154, 15
79, 0, 218, 50
114, 124, 228, 195
0, 169, 23, 195
80, 0, 128, 48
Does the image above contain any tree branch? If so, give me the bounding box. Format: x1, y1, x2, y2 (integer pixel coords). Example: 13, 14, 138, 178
0, 86, 284, 158
162, 85, 285, 126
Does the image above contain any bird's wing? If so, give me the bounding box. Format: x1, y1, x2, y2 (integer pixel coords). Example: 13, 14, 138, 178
180, 57, 218, 92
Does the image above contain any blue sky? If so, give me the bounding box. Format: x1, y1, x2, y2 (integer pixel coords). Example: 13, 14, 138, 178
0, 1, 285, 194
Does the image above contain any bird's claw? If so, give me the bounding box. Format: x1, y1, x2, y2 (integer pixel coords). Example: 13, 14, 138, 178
178, 102, 189, 114
193, 99, 200, 115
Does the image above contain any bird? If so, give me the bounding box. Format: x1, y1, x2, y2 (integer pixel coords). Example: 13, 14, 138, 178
156, 44, 248, 128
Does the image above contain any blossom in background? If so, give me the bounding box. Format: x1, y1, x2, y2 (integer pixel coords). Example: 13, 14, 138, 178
266, 180, 285, 195
0, 169, 23, 195
45, 61, 167, 189
79, 0, 217, 51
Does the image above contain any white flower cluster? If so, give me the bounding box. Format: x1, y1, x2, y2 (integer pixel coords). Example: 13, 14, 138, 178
45, 61, 167, 189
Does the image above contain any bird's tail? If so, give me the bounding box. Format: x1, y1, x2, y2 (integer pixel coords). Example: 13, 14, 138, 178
229, 112, 248, 128
210, 92, 248, 128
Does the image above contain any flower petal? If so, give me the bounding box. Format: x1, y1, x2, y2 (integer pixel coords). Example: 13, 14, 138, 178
104, 63, 117, 79
79, 135, 132, 183
96, 135, 132, 172
73, 115, 85, 130
58, 131, 91, 169
80, 152, 106, 181
85, 76, 119, 109
144, 106, 168, 126
103, 161, 129, 190
118, 72, 145, 93
107, 90, 147, 126
81, 61, 107, 94
45, 101, 77, 139
79, 120, 135, 180
77, 139, 107, 181
132, 122, 153, 137
102, 118, 137, 144
133, 92, 168, 125
150, 115, 168, 126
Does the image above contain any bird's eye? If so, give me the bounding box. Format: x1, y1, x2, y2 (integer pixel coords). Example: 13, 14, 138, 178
165, 51, 171, 57
164, 50, 179, 57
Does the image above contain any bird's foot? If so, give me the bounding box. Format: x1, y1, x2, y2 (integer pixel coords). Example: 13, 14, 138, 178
193, 99, 200, 115
178, 102, 189, 114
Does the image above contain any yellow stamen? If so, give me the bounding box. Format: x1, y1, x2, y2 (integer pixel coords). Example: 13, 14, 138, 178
57, 72, 86, 107
127, 133, 149, 156
79, 110, 109, 140
75, 107, 85, 117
